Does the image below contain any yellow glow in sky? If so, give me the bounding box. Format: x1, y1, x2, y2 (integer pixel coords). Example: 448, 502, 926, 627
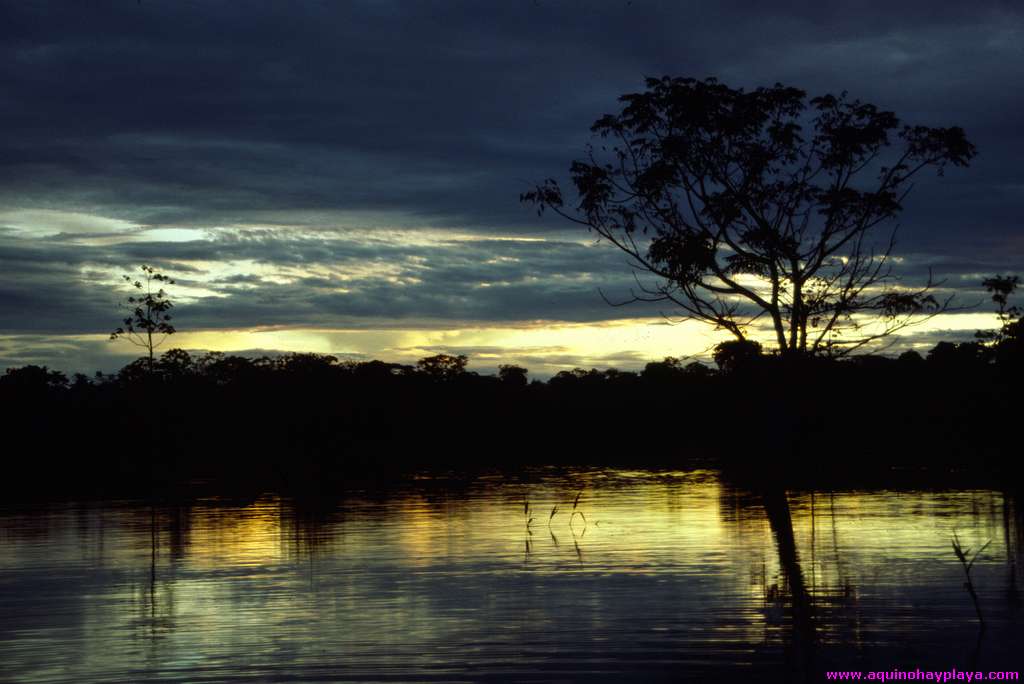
94, 307, 1004, 376
101, 317, 730, 373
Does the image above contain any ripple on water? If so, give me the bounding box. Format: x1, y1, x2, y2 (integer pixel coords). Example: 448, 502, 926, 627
0, 469, 1021, 681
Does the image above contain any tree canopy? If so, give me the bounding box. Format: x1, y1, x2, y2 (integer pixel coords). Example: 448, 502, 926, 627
523, 77, 976, 356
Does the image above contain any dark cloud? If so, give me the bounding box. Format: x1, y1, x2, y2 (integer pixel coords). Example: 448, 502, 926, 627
2, 1, 1022, 233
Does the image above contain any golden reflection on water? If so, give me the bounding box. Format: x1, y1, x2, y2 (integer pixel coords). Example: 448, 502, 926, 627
0, 470, 1021, 682
186, 498, 285, 567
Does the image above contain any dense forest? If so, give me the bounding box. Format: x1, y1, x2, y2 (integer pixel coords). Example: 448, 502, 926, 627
2, 324, 1021, 497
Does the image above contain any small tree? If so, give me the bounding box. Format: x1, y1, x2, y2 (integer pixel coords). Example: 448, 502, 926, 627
976, 275, 1020, 344
976, 274, 1022, 365
523, 77, 976, 356
110, 265, 176, 372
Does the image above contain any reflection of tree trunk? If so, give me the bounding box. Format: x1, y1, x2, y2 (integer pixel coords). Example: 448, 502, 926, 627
1007, 490, 1022, 611
150, 504, 157, 627
810, 491, 816, 593
762, 487, 816, 665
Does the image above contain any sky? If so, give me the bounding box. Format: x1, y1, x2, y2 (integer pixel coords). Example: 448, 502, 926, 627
1, 0, 1022, 377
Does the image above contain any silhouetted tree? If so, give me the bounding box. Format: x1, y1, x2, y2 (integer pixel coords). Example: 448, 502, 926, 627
642, 356, 686, 382
158, 348, 195, 378
927, 340, 986, 367
682, 361, 714, 377
897, 349, 925, 366
71, 372, 93, 390
110, 265, 176, 372
523, 76, 975, 356
416, 354, 468, 380
118, 357, 157, 384
0, 365, 67, 396
276, 353, 339, 376
602, 368, 639, 385
713, 339, 763, 373
550, 368, 594, 386
498, 364, 529, 387
351, 359, 412, 380
196, 352, 256, 385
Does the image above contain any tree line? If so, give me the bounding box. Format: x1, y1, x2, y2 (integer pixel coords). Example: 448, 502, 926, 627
1, 291, 1020, 497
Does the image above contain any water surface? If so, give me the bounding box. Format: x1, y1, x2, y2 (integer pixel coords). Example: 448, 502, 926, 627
1, 469, 1021, 681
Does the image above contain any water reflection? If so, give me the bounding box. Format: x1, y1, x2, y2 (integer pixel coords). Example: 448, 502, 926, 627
0, 470, 1021, 682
